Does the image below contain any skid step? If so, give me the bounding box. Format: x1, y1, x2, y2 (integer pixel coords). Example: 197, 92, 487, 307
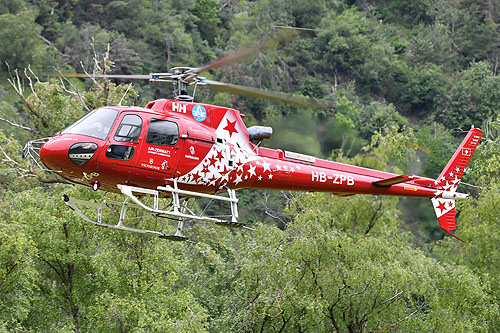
158, 234, 190, 241
215, 221, 247, 228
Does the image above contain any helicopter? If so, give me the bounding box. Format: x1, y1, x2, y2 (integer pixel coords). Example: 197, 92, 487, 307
23, 55, 482, 242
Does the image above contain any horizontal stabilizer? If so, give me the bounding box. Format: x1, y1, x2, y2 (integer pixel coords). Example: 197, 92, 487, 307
372, 174, 413, 187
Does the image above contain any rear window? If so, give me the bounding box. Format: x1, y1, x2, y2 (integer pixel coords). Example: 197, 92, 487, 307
146, 119, 179, 146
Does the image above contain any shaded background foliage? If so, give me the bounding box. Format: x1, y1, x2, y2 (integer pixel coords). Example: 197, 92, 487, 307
0, 0, 500, 331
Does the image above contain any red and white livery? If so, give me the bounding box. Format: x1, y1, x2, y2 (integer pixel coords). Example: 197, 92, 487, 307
30, 99, 482, 241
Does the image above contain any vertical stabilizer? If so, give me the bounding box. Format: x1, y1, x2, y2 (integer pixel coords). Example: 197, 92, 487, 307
431, 127, 483, 241
435, 127, 483, 192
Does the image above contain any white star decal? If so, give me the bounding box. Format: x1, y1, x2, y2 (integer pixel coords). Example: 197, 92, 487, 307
248, 165, 256, 177
258, 175, 262, 181
268, 174, 273, 179
455, 167, 460, 173
290, 167, 295, 173
283, 165, 288, 171
221, 173, 230, 183
178, 117, 272, 187
275, 164, 282, 171
452, 176, 460, 185
261, 161, 272, 173
234, 173, 243, 185
449, 172, 454, 177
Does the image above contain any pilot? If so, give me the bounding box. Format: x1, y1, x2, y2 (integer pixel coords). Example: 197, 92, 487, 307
107, 144, 132, 160
91, 122, 105, 138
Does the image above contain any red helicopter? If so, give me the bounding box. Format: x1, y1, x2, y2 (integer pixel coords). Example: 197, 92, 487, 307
23, 65, 482, 242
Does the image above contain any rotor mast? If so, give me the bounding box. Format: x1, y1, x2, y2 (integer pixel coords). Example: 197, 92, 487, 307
149, 67, 203, 102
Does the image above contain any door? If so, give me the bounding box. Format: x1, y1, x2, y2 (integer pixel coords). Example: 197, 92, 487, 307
98, 112, 144, 184
135, 117, 183, 176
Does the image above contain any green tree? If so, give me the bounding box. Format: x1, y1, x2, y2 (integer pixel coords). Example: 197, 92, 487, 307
439, 61, 500, 128
0, 0, 26, 15
0, 216, 38, 330
189, 177, 494, 331
360, 101, 407, 139
0, 10, 58, 71
455, 0, 499, 64
406, 23, 459, 70
0, 187, 210, 331
315, 9, 404, 97
397, 63, 446, 116
433, 130, 500, 330
353, 0, 433, 26
55, 22, 143, 74
193, 0, 222, 44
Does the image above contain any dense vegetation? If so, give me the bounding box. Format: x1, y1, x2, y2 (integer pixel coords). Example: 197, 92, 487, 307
1, 0, 499, 331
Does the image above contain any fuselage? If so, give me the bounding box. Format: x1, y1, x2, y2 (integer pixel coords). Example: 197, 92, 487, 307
39, 99, 440, 198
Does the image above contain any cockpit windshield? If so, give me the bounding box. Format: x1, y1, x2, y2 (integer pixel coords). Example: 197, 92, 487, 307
62, 108, 118, 140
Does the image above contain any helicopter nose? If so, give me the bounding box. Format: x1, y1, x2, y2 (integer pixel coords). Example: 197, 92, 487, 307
40, 138, 99, 171
39, 138, 68, 171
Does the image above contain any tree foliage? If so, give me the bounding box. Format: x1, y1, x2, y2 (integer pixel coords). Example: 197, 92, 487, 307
0, 10, 58, 71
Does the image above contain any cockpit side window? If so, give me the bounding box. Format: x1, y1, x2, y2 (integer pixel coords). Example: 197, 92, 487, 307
146, 119, 179, 146
62, 108, 118, 141
114, 114, 142, 142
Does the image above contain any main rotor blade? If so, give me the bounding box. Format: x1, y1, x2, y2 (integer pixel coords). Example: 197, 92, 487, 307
189, 30, 298, 76
203, 79, 331, 109
189, 48, 257, 76
56, 73, 152, 80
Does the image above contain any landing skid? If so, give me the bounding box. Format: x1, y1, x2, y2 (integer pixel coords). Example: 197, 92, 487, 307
63, 180, 248, 241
